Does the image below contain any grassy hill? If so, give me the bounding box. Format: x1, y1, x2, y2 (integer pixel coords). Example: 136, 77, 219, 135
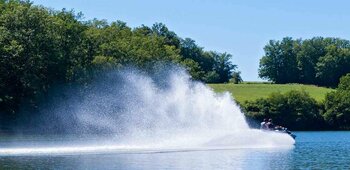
208, 83, 334, 103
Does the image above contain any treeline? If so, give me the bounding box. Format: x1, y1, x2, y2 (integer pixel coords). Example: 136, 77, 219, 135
242, 74, 350, 130
0, 0, 237, 118
254, 36, 350, 130
259, 37, 350, 87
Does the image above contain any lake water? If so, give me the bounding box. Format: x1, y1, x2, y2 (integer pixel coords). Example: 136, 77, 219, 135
0, 131, 349, 170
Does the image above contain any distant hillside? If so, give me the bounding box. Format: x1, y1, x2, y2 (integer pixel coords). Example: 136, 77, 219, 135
208, 83, 334, 103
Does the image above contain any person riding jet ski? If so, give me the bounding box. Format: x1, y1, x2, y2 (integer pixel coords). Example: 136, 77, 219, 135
261, 118, 296, 139
260, 118, 268, 130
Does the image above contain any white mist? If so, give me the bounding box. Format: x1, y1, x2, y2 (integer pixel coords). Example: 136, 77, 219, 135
0, 67, 294, 156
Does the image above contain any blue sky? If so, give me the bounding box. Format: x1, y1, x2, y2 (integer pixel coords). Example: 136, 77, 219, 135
33, 0, 350, 81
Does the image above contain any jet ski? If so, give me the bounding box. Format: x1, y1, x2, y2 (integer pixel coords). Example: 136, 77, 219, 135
273, 127, 296, 139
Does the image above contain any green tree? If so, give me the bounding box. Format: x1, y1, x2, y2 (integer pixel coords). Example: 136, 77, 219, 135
323, 74, 350, 129
338, 73, 350, 90
259, 37, 300, 83
180, 58, 205, 80
297, 37, 328, 84
211, 52, 236, 83
0, 1, 90, 118
179, 38, 208, 74
230, 71, 243, 84
316, 44, 350, 87
179, 38, 235, 83
151, 23, 180, 48
259, 37, 350, 87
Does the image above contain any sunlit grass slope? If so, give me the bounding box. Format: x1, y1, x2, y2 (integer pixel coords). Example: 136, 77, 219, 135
208, 83, 335, 103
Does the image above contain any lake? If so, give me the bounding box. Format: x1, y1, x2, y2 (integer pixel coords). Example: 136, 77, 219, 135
0, 131, 349, 169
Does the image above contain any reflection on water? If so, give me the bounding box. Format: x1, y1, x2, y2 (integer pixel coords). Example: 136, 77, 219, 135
1, 132, 350, 169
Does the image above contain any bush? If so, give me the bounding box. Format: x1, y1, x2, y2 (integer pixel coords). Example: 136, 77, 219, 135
242, 90, 325, 130
338, 73, 350, 91
323, 74, 350, 129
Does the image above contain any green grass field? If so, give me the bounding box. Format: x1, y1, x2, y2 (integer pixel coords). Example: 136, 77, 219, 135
208, 83, 335, 103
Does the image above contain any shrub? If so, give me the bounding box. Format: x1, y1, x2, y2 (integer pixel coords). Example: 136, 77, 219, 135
323, 74, 350, 129
242, 90, 324, 130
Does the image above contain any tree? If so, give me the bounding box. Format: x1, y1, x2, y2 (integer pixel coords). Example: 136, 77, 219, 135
180, 38, 205, 64
316, 45, 350, 87
259, 37, 350, 87
323, 74, 350, 129
180, 59, 205, 80
151, 23, 180, 48
179, 38, 236, 83
231, 71, 243, 84
259, 37, 300, 83
211, 52, 237, 83
338, 73, 350, 91
297, 37, 328, 84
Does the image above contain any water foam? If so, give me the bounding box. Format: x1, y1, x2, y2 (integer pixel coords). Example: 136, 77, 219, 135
1, 67, 294, 156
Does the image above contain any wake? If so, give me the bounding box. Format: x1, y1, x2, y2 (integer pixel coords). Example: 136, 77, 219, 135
3, 67, 295, 156
0, 130, 294, 156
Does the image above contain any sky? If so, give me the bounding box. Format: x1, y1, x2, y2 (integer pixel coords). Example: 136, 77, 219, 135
33, 0, 350, 81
